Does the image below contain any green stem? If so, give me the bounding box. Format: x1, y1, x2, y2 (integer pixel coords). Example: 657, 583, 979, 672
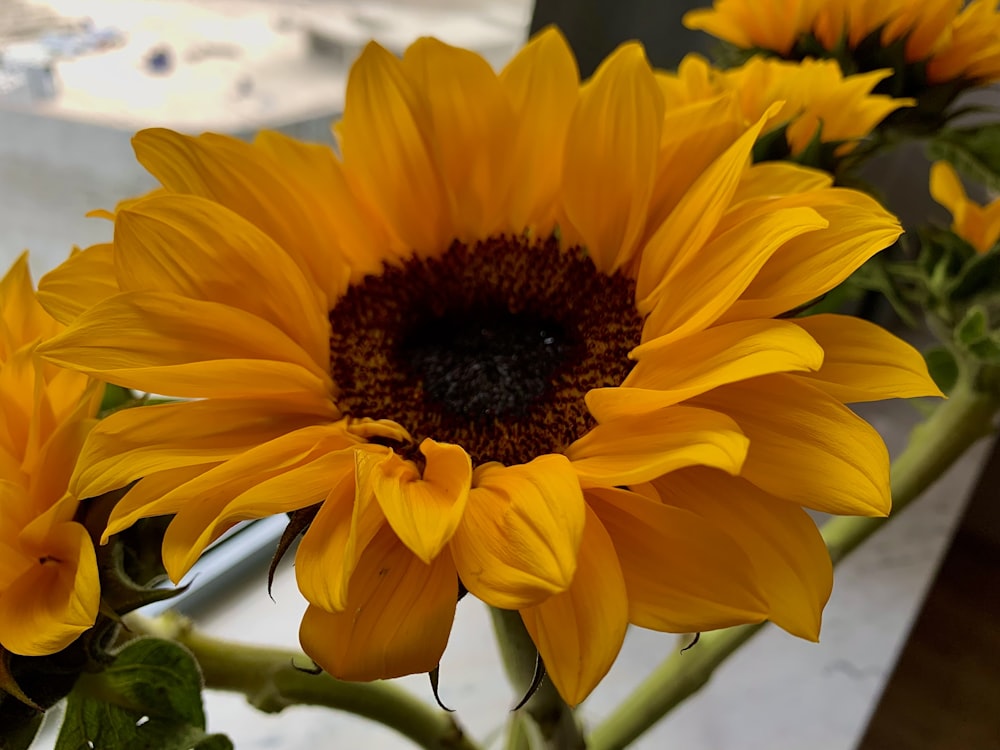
490, 608, 585, 749
123, 612, 479, 750
589, 382, 1000, 750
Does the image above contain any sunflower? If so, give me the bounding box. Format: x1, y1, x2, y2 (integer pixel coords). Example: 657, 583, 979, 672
929, 161, 1000, 253
0, 254, 103, 656
39, 30, 940, 704
684, 0, 1000, 116
657, 54, 911, 162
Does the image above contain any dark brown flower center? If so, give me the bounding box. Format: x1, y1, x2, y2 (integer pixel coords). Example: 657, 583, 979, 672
327, 234, 643, 466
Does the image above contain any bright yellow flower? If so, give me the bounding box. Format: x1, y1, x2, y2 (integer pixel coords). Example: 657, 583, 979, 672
657, 55, 911, 156
39, 30, 940, 704
685, 0, 1000, 87
929, 161, 1000, 253
0, 254, 103, 656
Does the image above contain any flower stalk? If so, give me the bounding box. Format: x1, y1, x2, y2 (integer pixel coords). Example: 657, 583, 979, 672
588, 378, 1000, 750
490, 608, 585, 749
122, 612, 480, 750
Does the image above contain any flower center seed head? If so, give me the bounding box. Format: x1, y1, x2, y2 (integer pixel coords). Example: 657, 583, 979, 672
327, 235, 643, 465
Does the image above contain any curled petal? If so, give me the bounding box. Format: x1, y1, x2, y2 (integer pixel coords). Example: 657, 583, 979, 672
296, 451, 384, 613
451, 455, 585, 609
359, 439, 471, 564
0, 520, 98, 656
299, 526, 457, 681
520, 505, 628, 706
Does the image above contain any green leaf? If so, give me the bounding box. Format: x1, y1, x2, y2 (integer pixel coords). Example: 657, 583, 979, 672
968, 336, 1000, 364
924, 347, 959, 394
928, 124, 1000, 193
56, 639, 232, 750
945, 248, 1000, 302
955, 305, 988, 346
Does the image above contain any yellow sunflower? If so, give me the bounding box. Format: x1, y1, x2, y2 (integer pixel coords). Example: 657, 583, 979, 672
39, 30, 940, 704
0, 254, 103, 656
929, 161, 1000, 253
685, 0, 1000, 89
657, 54, 911, 158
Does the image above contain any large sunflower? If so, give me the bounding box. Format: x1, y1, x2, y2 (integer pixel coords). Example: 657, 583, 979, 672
657, 54, 910, 161
39, 30, 939, 704
684, 0, 1000, 99
0, 254, 103, 656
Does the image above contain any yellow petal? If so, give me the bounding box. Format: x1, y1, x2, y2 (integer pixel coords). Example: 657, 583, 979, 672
299, 527, 457, 681
103, 463, 218, 535
132, 129, 346, 302
566, 405, 748, 486
115, 194, 328, 365
0, 253, 59, 359
338, 42, 448, 254
652, 468, 832, 640
636, 110, 776, 303
500, 27, 579, 234
586, 486, 769, 632
72, 397, 336, 501
0, 348, 34, 462
694, 374, 891, 516
793, 314, 943, 402
401, 38, 515, 238
561, 42, 664, 272
725, 190, 902, 320
39, 292, 331, 399
253, 130, 390, 281
358, 439, 471, 564
197, 449, 357, 554
733, 162, 833, 204
36, 244, 118, 325
645, 94, 744, 236
639, 206, 827, 342
519, 505, 628, 706
28, 404, 95, 512
587, 319, 823, 419
102, 423, 355, 579
296, 454, 384, 612
0, 521, 98, 656
450, 455, 586, 609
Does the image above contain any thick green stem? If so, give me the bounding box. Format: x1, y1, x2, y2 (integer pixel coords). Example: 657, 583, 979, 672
123, 612, 479, 750
588, 382, 1000, 750
490, 607, 585, 749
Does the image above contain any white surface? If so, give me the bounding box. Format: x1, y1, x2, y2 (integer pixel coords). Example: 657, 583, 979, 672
4, 2, 986, 748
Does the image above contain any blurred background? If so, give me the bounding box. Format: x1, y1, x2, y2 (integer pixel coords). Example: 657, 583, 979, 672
1, 1, 995, 748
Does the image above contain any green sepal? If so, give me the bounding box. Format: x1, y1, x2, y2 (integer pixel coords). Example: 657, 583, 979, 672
98, 385, 136, 417
75, 490, 178, 619
0, 708, 43, 750
0, 650, 41, 710
97, 529, 184, 617
56, 638, 232, 750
